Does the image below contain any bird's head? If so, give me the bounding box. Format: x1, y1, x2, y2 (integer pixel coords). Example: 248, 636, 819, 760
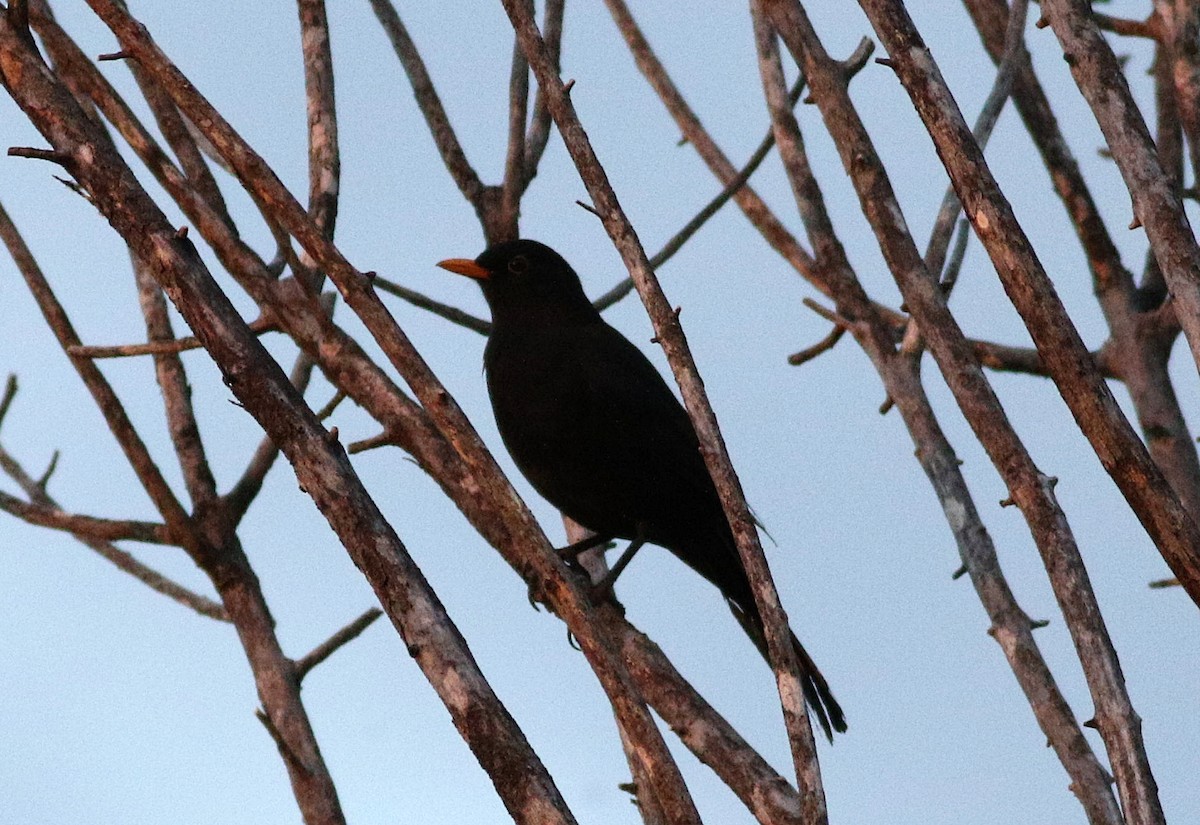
438, 239, 598, 328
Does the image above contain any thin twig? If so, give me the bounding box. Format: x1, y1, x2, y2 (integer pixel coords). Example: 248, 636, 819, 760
788, 325, 845, 366
0, 374, 17, 430
497, 0, 532, 242
0, 438, 227, 621
372, 275, 492, 335
294, 608, 383, 683
898, 0, 1027, 357
521, 0, 564, 190
367, 0, 487, 207
0, 490, 174, 544
592, 75, 805, 312
67, 314, 277, 358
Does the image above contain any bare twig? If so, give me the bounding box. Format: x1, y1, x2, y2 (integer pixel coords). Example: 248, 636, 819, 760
897, 0, 1026, 360
372, 275, 492, 335
134, 254, 221, 509
1092, 12, 1161, 40
0, 435, 227, 621
66, 314, 277, 358
521, 0, 564, 189
0, 491, 173, 544
497, 0, 532, 242
592, 75, 805, 312
367, 0, 487, 207
0, 374, 17, 429
294, 608, 383, 682
601, 0, 819, 286
787, 326, 845, 366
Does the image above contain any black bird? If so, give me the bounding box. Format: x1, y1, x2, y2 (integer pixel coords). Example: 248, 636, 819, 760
438, 239, 845, 739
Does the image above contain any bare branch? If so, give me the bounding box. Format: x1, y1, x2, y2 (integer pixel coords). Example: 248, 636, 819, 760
601, 0, 820, 286
134, 253, 221, 508
298, 0, 340, 242
0, 374, 17, 430
521, 0, 564, 189
0, 490, 174, 544
372, 275, 492, 335
787, 2, 1169, 821
0, 199, 199, 554
1039, 0, 1200, 378
498, 0, 532, 242
592, 75, 805, 313
367, 0, 487, 206
787, 325, 845, 366
1091, 12, 1162, 40
755, 3, 1124, 821
0, 435, 227, 621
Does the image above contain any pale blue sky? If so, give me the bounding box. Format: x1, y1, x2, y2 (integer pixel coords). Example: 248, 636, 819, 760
2, 2, 1196, 824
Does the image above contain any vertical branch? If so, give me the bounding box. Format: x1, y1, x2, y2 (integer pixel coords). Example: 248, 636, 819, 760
522, 0, 564, 189
298, 0, 341, 241
133, 254, 220, 509
497, 0, 533, 241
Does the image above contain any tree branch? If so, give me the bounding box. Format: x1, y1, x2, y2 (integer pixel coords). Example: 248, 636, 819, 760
503, 2, 823, 820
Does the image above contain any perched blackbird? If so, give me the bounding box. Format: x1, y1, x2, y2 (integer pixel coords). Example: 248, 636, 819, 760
438, 239, 846, 739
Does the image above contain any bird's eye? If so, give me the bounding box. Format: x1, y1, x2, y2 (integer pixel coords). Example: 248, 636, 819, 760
507, 255, 529, 275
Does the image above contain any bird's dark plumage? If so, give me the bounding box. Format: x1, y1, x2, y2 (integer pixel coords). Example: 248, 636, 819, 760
438, 239, 845, 739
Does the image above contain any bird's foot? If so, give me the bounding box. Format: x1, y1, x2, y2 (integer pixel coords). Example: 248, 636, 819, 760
587, 536, 646, 602
555, 531, 616, 561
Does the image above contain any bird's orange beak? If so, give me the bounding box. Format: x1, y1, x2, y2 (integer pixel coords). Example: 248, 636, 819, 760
437, 258, 492, 280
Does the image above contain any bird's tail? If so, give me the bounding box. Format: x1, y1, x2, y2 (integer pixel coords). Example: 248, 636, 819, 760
727, 599, 847, 742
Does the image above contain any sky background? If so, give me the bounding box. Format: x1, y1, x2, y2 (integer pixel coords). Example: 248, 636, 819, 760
1, 2, 1197, 824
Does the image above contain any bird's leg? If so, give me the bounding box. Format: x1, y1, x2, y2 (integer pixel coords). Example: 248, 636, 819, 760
556, 531, 615, 561
527, 532, 617, 610
589, 528, 647, 602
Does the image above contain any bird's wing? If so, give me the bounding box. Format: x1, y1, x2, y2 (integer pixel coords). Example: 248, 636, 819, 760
561, 323, 728, 528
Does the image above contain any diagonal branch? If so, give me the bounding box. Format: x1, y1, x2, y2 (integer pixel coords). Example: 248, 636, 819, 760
1039, 0, 1200, 378
501, 2, 823, 821
368, 0, 488, 208
592, 75, 805, 312
769, 2, 1168, 823
0, 402, 227, 621
294, 608, 382, 683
